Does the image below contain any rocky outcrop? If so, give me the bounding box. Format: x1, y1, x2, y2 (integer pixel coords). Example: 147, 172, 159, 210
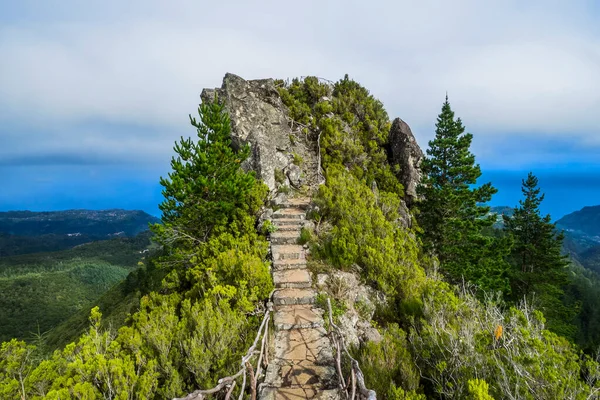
201, 73, 321, 197
316, 271, 384, 346
387, 118, 424, 206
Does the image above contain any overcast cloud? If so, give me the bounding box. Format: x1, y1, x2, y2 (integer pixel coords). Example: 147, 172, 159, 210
1, 0, 599, 170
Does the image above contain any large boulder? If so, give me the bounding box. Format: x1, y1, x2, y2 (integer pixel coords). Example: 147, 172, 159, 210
201, 73, 321, 194
387, 118, 424, 206
201, 73, 290, 191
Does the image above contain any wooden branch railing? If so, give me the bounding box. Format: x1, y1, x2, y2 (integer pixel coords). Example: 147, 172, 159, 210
326, 298, 376, 400
174, 295, 274, 400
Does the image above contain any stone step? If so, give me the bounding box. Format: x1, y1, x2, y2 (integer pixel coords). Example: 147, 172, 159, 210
274, 305, 324, 330
263, 360, 336, 389
273, 269, 311, 289
270, 230, 301, 245
278, 198, 311, 210
272, 327, 333, 363
272, 244, 304, 261
273, 258, 307, 270
273, 225, 303, 232
259, 387, 340, 400
273, 209, 305, 220
272, 218, 305, 227
273, 288, 316, 306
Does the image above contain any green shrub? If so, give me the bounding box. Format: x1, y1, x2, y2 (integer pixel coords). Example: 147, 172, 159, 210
355, 299, 375, 320
314, 166, 425, 304
354, 324, 421, 397
274, 168, 286, 184
467, 379, 494, 400
278, 75, 403, 195
292, 152, 304, 166
277, 185, 291, 194
260, 220, 277, 235
315, 293, 346, 325
298, 227, 314, 245
387, 384, 426, 400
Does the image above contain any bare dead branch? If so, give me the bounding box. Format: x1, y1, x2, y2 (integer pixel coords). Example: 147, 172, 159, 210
173, 368, 245, 400
246, 361, 257, 400
224, 381, 236, 400
327, 298, 376, 400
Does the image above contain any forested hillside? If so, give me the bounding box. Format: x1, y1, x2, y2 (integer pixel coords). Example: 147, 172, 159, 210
1, 74, 599, 399
557, 206, 600, 238
0, 232, 155, 344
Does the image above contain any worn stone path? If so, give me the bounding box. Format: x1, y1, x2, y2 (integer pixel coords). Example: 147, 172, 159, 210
260, 198, 339, 400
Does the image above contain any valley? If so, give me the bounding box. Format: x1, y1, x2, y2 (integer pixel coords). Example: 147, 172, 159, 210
0, 211, 158, 344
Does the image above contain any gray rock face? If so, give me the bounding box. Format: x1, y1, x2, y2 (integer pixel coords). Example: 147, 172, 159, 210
316, 271, 383, 346
201, 73, 320, 194
387, 118, 424, 206
201, 73, 289, 191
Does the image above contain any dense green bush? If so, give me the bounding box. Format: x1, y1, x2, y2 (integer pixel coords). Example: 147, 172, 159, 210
411, 281, 597, 399
314, 166, 424, 306
354, 324, 421, 397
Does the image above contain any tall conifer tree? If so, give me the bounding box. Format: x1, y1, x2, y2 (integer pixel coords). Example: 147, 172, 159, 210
417, 96, 510, 293
151, 97, 258, 259
503, 172, 572, 335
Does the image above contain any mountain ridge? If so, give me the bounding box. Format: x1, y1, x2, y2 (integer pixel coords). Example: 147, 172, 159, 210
0, 208, 159, 257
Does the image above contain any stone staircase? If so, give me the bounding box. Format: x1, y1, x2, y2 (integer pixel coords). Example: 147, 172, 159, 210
260, 198, 339, 400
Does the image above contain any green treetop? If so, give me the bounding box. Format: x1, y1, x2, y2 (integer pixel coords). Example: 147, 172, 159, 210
503, 172, 572, 336
417, 96, 510, 293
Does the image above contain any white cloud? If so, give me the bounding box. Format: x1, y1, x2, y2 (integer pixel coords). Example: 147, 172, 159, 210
0, 0, 599, 166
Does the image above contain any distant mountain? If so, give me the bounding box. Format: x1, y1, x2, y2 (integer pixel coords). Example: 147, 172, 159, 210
0, 209, 159, 237
488, 205, 514, 228
579, 246, 600, 274
556, 206, 600, 243
0, 209, 160, 257
557, 205, 600, 273
489, 206, 514, 216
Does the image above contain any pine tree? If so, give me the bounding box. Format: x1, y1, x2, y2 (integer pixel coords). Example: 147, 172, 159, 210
151, 96, 257, 258
417, 96, 510, 293
503, 172, 572, 335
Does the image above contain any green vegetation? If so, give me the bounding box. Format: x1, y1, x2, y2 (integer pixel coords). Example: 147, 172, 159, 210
277, 185, 291, 195
0, 97, 272, 399
0, 233, 154, 343
274, 167, 286, 184
354, 325, 422, 399
579, 245, 600, 273
278, 76, 600, 398
2, 75, 600, 399
566, 260, 600, 351
315, 293, 346, 325
292, 152, 304, 166
297, 226, 314, 245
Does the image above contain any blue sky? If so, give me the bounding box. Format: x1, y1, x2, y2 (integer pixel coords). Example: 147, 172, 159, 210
0, 1, 599, 220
